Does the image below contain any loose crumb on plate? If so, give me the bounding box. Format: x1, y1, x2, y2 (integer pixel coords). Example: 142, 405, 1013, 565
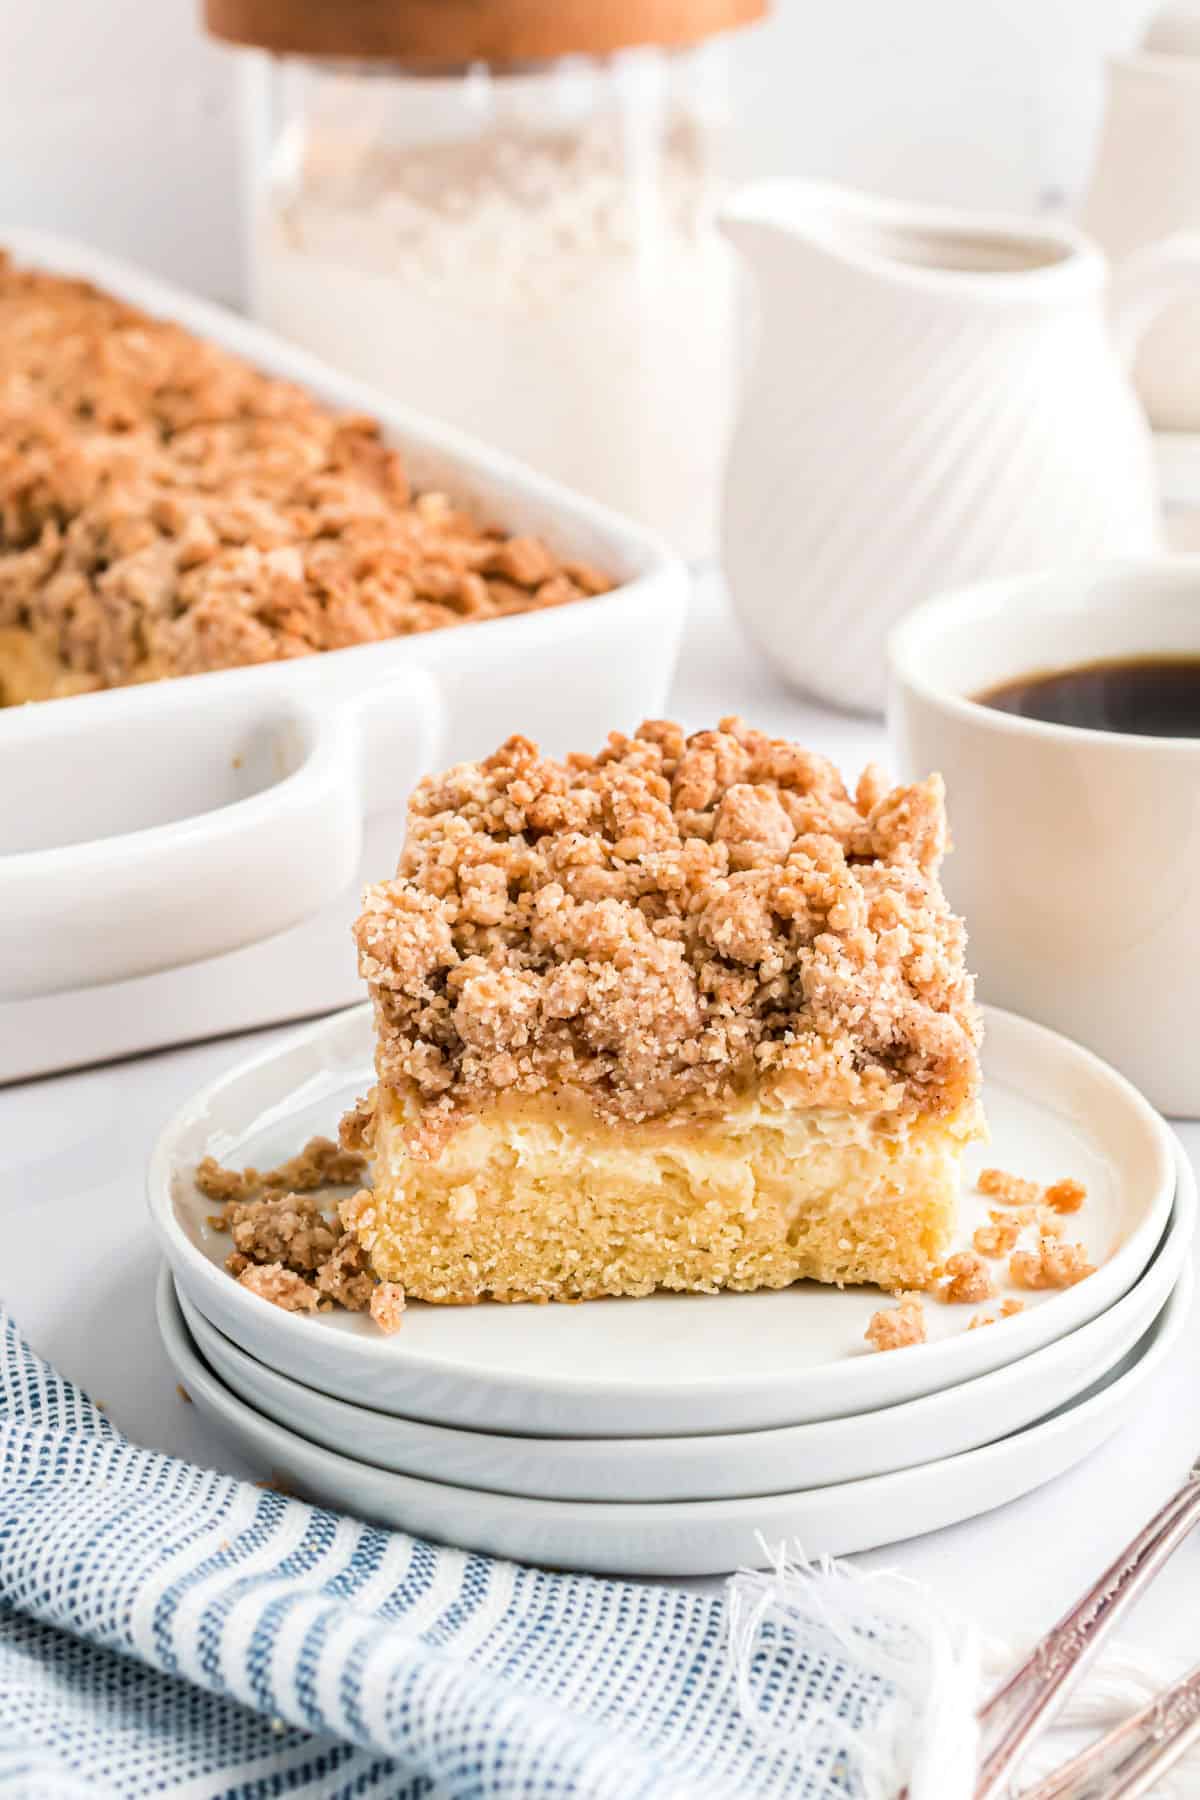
227, 1192, 341, 1272
199, 1137, 411, 1332
1043, 1178, 1087, 1215
865, 1293, 927, 1351
196, 1155, 259, 1203
973, 1201, 1065, 1258
176, 1383, 192, 1404
1010, 1237, 1095, 1291
968, 1298, 1026, 1330
972, 1212, 1023, 1258
977, 1166, 1088, 1219
939, 1251, 996, 1305
260, 1137, 367, 1195
236, 1262, 320, 1313
197, 1136, 366, 1204
370, 1282, 407, 1335
977, 1168, 1041, 1208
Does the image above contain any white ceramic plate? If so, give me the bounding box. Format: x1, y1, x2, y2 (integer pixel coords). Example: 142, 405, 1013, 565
148, 1003, 1176, 1438
174, 1139, 1193, 1501
158, 1260, 1193, 1577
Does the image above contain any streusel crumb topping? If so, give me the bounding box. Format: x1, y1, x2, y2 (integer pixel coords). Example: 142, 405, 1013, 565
976, 1168, 1041, 1208
356, 717, 981, 1148
1010, 1237, 1095, 1291
1043, 1178, 1086, 1215
972, 1212, 1023, 1258
370, 1283, 407, 1335
195, 1136, 366, 1205
939, 1251, 995, 1305
968, 1299, 1025, 1330
225, 1193, 340, 1272
236, 1263, 320, 1314
0, 258, 609, 699
865, 1294, 927, 1351
214, 1185, 384, 1320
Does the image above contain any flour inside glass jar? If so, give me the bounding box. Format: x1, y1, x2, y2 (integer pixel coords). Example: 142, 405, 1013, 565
249, 48, 737, 559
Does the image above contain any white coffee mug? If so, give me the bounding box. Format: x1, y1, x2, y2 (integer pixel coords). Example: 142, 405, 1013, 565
887, 558, 1200, 1116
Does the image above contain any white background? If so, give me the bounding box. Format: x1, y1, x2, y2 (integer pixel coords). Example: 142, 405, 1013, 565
0, 0, 1159, 306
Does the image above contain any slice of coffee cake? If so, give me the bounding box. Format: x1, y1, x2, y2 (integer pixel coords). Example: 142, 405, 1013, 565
344, 717, 983, 1302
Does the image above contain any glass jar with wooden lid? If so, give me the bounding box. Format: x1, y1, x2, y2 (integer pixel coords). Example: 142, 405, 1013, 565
206, 0, 766, 558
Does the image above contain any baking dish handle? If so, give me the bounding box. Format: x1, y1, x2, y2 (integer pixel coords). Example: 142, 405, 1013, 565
0, 667, 444, 1000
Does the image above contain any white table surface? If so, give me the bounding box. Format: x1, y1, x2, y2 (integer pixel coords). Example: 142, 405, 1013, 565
4, 576, 1199, 1668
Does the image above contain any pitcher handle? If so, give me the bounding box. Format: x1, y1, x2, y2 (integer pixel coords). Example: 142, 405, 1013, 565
1111, 232, 1200, 369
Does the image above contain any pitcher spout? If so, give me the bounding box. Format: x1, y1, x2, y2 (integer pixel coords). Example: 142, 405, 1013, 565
717, 179, 846, 283
718, 178, 1103, 309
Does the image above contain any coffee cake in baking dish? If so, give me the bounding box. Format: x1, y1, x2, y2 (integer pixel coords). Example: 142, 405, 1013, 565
0, 255, 609, 705
343, 716, 984, 1302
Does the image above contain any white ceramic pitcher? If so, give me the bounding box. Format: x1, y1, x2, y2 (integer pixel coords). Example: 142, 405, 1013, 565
720, 180, 1200, 714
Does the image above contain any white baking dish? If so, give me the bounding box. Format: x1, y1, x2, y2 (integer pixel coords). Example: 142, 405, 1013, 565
0, 231, 687, 1080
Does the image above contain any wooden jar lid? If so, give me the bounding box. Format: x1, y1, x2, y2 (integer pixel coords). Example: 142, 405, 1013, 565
203, 0, 767, 63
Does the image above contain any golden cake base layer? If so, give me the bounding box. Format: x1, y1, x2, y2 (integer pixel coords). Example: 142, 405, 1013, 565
344, 1087, 981, 1303
0, 628, 99, 705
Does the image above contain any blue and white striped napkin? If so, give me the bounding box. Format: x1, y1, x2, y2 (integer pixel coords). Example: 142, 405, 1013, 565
0, 1302, 981, 1799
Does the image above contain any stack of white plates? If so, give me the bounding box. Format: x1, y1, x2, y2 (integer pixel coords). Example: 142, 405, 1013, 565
151, 1004, 1193, 1578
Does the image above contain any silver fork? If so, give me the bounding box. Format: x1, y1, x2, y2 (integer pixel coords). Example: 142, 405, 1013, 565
973, 1456, 1200, 1800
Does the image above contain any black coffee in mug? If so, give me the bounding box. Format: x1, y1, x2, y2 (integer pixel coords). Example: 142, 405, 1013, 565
976, 655, 1200, 738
